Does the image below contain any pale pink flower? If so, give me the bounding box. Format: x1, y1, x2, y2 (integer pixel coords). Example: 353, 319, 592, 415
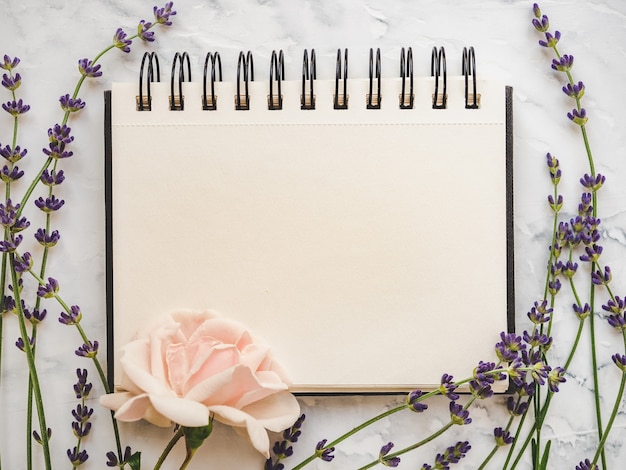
100, 310, 300, 457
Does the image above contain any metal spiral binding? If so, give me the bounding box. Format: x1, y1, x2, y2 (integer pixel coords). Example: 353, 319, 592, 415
430, 46, 447, 109
334, 48, 349, 110
137, 52, 160, 111
170, 52, 191, 111
268, 50, 284, 110
462, 46, 479, 109
235, 51, 254, 110
367, 48, 382, 109
301, 49, 316, 110
399, 47, 414, 109
202, 52, 222, 111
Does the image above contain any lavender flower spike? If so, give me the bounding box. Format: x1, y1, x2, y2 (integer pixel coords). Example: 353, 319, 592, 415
2, 72, 22, 91
568, 108, 588, 126
2, 98, 30, 116
138, 20, 155, 42
449, 402, 472, 425
59, 305, 82, 326
59, 94, 86, 113
75, 340, 99, 358
379, 442, 401, 467
0, 55, 20, 71
315, 439, 335, 462
113, 28, 132, 53
78, 58, 102, 78
67, 447, 89, 466
611, 354, 626, 373
154, 2, 177, 26
576, 458, 599, 470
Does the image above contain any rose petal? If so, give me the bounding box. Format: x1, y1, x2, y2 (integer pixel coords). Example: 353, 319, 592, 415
149, 394, 211, 427
99, 390, 134, 412
121, 340, 173, 396
240, 390, 301, 432
208, 405, 271, 458
112, 393, 151, 422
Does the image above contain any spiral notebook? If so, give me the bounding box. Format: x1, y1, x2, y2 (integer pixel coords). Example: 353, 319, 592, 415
105, 48, 514, 393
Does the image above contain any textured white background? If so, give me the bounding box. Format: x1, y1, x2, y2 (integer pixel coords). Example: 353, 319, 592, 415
1, 0, 626, 469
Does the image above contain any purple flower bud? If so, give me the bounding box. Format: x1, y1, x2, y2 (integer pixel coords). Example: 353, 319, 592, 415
580, 244, 602, 263
40, 169, 65, 186
580, 173, 605, 191
607, 314, 626, 330
72, 403, 94, 423
406, 389, 428, 412
2, 98, 30, 116
532, 15, 549, 33
154, 2, 177, 26
315, 439, 335, 462
78, 58, 102, 78
113, 28, 132, 53
469, 380, 493, 399
563, 81, 585, 99
75, 340, 99, 358
72, 421, 92, 438
611, 353, 626, 372
13, 252, 33, 273
59, 305, 82, 326
0, 55, 20, 71
59, 94, 86, 113
34, 195, 65, 213
0, 233, 23, 252
528, 300, 552, 324
603, 297, 625, 315
37, 277, 60, 298
15, 335, 35, 351
568, 108, 588, 126
74, 368, 92, 398
34, 228, 61, 247
67, 447, 89, 466
573, 303, 591, 320
494, 427, 514, 446
449, 401, 472, 425
547, 366, 566, 392
439, 373, 459, 400
0, 144, 27, 163
24, 306, 47, 324
547, 194, 563, 212
591, 266, 611, 285
538, 31, 561, 48
552, 54, 574, 72
138, 20, 155, 42
0, 165, 24, 183
576, 458, 598, 470
32, 428, 52, 444
48, 124, 73, 144
379, 442, 401, 467
2, 72, 21, 91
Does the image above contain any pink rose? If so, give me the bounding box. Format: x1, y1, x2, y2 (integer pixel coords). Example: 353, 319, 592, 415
100, 310, 300, 457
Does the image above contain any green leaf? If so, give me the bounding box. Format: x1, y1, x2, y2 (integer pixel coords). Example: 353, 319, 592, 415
127, 450, 141, 470
539, 440, 552, 470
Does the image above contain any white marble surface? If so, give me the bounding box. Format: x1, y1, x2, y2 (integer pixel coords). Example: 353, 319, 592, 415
2, 0, 626, 468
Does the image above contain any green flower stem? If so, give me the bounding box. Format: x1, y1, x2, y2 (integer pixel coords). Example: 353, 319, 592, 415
154, 427, 185, 470
9, 255, 51, 470
25, 267, 123, 460
290, 403, 410, 470
592, 370, 626, 467
292, 369, 511, 470
502, 398, 531, 470
478, 412, 516, 470
551, 40, 608, 469
359, 397, 478, 470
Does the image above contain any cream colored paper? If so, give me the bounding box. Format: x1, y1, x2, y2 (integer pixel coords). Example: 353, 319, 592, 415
110, 76, 509, 392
